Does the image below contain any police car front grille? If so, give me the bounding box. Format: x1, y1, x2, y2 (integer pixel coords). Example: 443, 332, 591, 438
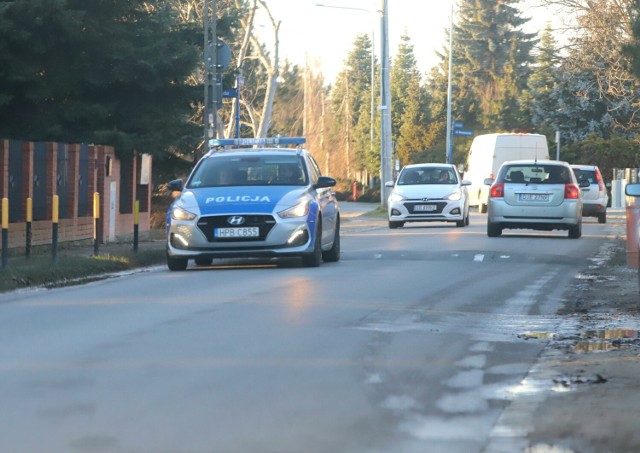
197, 215, 276, 242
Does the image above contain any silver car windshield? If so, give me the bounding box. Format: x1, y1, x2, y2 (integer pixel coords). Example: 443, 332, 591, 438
187, 155, 307, 188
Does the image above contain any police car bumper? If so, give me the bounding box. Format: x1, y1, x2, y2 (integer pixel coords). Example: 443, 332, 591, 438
167, 217, 314, 258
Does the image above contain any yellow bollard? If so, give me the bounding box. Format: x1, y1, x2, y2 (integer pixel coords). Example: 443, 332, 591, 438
52, 195, 59, 263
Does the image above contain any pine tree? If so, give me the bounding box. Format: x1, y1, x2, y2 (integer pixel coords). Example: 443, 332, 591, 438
524, 24, 559, 136
0, 0, 201, 161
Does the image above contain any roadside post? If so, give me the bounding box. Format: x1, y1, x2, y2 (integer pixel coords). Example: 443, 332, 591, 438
93, 192, 100, 256
133, 200, 139, 253
26, 197, 32, 258
626, 177, 640, 269
52, 195, 59, 263
2, 198, 8, 268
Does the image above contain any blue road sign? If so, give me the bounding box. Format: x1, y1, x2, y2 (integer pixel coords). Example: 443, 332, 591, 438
453, 121, 464, 128
222, 89, 237, 98
453, 129, 473, 136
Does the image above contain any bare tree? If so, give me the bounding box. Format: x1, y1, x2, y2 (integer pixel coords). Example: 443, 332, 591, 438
542, 0, 640, 132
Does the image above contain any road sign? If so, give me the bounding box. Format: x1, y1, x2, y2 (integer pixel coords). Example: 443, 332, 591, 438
216, 39, 231, 70
453, 129, 473, 136
453, 121, 464, 128
222, 89, 237, 98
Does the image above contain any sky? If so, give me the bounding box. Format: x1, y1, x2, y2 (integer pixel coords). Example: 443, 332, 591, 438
256, 0, 565, 84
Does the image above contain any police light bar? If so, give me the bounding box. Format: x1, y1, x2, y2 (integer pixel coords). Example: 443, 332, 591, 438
209, 137, 306, 147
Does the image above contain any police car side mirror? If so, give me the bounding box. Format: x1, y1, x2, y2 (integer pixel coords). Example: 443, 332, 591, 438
483, 178, 494, 185
168, 178, 184, 192
385, 181, 395, 188
315, 176, 337, 189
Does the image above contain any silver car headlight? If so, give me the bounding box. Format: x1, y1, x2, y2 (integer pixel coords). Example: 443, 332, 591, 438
389, 192, 406, 203
446, 190, 462, 201
171, 206, 197, 221
278, 198, 310, 218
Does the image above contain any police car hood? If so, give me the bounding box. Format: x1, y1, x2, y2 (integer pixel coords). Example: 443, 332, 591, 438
180, 186, 308, 215
395, 184, 460, 199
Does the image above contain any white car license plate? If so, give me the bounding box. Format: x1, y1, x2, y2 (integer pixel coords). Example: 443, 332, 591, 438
214, 227, 260, 238
519, 193, 549, 202
414, 204, 437, 212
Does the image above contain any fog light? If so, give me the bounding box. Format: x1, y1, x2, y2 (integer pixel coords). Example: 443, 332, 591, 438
287, 227, 309, 246
451, 208, 461, 215
170, 233, 189, 248
391, 208, 402, 216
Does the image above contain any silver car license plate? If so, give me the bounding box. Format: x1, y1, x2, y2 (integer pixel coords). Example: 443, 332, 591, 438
414, 204, 437, 212
519, 193, 549, 202
215, 227, 260, 238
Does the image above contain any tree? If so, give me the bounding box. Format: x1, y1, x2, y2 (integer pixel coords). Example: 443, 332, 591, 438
390, 33, 421, 140
330, 33, 375, 179
454, 0, 536, 130
0, 0, 201, 162
524, 24, 560, 137
541, 0, 639, 136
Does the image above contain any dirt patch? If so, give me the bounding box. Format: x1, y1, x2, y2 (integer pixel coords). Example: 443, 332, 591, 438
525, 235, 640, 452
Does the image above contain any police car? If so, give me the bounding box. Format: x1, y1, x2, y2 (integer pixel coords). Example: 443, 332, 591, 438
165, 137, 340, 270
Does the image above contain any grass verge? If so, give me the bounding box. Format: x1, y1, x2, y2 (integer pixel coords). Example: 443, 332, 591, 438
0, 248, 166, 293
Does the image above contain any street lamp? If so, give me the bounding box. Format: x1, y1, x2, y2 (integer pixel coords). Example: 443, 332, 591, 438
445, 1, 455, 165
379, 0, 392, 205
315, 2, 377, 200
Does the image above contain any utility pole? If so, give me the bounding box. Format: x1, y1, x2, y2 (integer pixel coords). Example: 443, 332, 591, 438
203, 0, 217, 158
445, 1, 454, 164
379, 0, 392, 206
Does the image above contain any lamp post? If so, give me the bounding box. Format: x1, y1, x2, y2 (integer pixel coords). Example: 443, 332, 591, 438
445, 1, 454, 165
315, 2, 377, 200
379, 0, 392, 205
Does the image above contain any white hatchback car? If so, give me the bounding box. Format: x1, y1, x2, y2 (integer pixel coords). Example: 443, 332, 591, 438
385, 163, 471, 228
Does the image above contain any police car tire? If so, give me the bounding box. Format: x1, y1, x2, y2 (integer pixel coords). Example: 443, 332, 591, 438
167, 255, 188, 271
322, 218, 340, 263
302, 221, 322, 267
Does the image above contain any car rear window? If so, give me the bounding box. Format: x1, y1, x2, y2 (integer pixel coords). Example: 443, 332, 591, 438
497, 164, 572, 184
572, 169, 597, 184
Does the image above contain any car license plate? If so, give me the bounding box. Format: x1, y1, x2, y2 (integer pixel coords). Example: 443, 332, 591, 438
414, 204, 437, 212
214, 227, 260, 238
519, 193, 549, 202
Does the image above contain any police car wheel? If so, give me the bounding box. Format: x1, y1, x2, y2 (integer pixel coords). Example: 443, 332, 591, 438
322, 218, 340, 263
302, 221, 322, 267
167, 255, 188, 271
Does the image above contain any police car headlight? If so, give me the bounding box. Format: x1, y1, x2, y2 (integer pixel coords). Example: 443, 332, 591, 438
389, 192, 406, 203
278, 199, 310, 218
446, 190, 462, 201
171, 206, 197, 221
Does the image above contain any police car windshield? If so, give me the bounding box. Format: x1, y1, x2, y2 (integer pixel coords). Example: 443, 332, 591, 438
187, 155, 308, 188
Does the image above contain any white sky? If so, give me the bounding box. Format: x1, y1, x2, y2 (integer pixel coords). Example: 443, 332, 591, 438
256, 0, 565, 83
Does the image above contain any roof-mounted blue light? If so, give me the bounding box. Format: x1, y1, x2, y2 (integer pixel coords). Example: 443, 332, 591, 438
209, 137, 306, 148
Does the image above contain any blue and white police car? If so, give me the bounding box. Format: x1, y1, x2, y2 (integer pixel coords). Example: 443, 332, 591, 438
165, 137, 340, 270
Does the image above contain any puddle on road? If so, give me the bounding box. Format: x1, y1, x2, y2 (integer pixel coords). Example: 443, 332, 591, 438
518, 328, 640, 353
574, 328, 640, 353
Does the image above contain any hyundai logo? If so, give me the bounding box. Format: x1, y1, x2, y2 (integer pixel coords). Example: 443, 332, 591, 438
227, 216, 246, 226
422, 197, 430, 201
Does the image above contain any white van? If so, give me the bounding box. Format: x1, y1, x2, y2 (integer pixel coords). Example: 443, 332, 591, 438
464, 133, 550, 213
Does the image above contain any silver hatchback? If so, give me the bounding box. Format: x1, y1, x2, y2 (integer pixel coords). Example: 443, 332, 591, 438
485, 160, 588, 238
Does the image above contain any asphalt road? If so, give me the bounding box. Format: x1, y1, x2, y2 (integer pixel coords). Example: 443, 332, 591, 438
0, 208, 618, 453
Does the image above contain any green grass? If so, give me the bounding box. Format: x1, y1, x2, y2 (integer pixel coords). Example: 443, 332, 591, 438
0, 248, 166, 293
